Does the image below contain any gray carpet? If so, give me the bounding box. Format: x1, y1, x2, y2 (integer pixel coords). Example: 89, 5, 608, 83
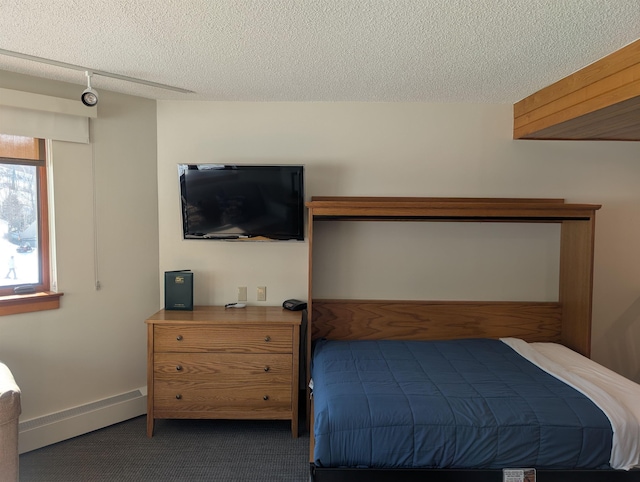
19, 416, 309, 481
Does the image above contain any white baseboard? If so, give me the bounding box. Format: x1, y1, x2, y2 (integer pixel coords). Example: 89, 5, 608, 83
19, 387, 147, 454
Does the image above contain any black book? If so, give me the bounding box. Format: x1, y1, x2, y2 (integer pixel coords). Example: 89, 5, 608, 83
164, 270, 193, 311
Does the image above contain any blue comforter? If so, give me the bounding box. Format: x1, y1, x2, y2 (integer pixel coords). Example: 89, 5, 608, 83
311, 338, 612, 469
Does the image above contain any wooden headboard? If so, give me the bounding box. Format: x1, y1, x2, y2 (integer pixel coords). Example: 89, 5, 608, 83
306, 197, 601, 369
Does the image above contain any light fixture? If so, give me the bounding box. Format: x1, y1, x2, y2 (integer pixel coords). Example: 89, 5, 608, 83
81, 71, 99, 106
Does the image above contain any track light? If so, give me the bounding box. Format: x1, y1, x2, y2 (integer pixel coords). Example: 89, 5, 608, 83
81, 71, 98, 106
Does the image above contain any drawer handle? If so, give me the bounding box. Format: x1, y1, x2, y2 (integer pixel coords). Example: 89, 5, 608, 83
264, 336, 271, 342
263, 395, 269, 401
264, 366, 270, 372
176, 335, 183, 341
175, 394, 182, 400
176, 365, 183, 371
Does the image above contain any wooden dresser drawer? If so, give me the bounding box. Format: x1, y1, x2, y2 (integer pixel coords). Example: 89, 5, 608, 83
154, 324, 293, 353
154, 379, 292, 412
154, 353, 293, 383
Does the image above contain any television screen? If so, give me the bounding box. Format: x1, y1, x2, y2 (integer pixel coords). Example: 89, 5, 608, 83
178, 164, 304, 240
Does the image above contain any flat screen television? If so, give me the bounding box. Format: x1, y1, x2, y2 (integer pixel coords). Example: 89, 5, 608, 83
178, 164, 305, 241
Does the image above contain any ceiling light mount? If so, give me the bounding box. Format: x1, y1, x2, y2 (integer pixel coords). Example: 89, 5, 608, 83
0, 48, 194, 94
81, 71, 98, 106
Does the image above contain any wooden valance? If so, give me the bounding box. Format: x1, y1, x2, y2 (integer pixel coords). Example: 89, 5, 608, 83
513, 38, 640, 141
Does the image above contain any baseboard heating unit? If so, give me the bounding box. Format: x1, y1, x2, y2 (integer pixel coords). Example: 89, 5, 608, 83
19, 387, 147, 453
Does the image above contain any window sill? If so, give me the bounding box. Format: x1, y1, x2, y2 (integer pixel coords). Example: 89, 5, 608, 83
0, 291, 64, 316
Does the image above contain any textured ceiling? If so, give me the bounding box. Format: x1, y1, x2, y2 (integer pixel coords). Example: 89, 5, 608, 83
1, 0, 639, 103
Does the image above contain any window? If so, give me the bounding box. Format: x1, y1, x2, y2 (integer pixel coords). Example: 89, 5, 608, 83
0, 134, 61, 314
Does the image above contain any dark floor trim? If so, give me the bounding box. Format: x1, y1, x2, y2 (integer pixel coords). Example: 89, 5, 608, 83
310, 464, 640, 482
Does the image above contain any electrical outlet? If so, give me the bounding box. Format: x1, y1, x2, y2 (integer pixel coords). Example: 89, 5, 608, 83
257, 286, 267, 302
238, 286, 247, 302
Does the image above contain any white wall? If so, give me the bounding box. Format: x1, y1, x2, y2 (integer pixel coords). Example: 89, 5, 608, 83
157, 102, 640, 383
0, 72, 160, 444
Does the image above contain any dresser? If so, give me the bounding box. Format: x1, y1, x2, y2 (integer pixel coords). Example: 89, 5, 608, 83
146, 306, 302, 437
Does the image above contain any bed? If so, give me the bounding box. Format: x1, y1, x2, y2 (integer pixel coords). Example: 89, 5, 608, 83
304, 197, 640, 481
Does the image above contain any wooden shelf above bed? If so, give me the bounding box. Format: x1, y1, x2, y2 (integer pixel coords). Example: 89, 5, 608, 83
307, 196, 599, 221
306, 196, 601, 359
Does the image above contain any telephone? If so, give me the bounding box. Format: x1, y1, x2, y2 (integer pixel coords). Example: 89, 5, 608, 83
282, 299, 307, 311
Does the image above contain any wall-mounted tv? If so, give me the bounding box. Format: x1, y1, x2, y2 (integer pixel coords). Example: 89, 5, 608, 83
178, 164, 305, 241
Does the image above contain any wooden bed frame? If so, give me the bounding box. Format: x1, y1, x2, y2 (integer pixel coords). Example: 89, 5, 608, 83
305, 197, 640, 481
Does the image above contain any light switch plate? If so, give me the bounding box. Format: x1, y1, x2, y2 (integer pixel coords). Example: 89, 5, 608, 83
238, 286, 247, 302
257, 286, 266, 301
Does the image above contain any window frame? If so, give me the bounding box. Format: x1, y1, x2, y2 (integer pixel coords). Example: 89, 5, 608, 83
0, 138, 62, 315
